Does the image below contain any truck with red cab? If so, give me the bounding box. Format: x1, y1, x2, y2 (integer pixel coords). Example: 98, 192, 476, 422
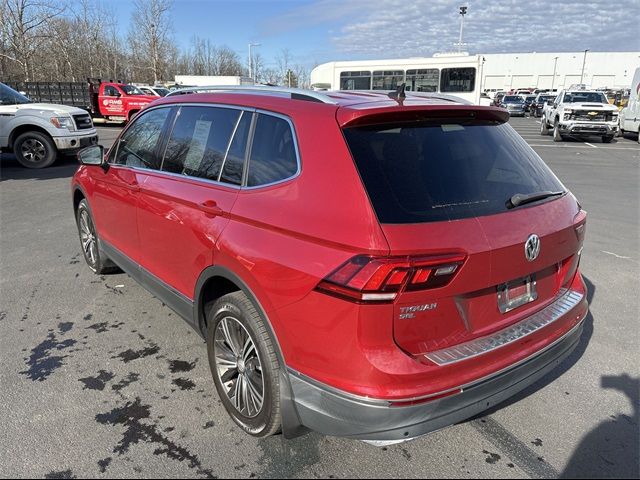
5, 78, 157, 123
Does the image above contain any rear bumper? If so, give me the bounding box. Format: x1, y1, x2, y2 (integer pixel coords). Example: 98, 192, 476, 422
288, 314, 585, 441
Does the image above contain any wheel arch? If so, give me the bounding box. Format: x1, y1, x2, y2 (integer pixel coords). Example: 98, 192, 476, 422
193, 265, 307, 438
9, 124, 54, 149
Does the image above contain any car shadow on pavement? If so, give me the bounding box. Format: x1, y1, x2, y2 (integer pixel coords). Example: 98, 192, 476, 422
0, 152, 79, 181
473, 275, 596, 419
560, 373, 639, 478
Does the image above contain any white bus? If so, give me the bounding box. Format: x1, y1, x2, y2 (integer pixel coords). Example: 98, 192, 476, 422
310, 53, 486, 104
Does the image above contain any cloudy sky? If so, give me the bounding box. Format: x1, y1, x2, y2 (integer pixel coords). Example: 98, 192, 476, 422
118, 0, 639, 67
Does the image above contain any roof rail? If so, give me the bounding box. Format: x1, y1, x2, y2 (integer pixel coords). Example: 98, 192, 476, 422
166, 85, 338, 104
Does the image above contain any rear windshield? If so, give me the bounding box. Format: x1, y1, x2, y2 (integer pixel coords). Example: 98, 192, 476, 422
343, 120, 566, 224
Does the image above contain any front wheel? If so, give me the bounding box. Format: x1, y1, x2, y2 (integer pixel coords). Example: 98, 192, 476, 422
602, 135, 614, 143
540, 117, 549, 135
553, 119, 564, 142
76, 199, 120, 274
13, 131, 57, 168
206, 291, 282, 437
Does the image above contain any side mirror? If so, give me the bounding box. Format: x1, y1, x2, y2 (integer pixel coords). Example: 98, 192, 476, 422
78, 145, 107, 170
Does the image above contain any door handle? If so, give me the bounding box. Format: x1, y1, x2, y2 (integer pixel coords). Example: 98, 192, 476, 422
199, 200, 224, 217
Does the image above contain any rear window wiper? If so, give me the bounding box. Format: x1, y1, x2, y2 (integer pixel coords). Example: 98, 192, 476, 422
507, 191, 565, 209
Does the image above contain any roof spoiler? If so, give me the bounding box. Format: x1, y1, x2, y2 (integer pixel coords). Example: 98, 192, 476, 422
338, 105, 510, 128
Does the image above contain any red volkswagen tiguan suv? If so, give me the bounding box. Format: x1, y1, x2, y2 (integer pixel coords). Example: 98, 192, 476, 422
72, 86, 588, 443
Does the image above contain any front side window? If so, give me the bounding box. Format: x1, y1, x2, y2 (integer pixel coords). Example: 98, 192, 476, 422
162, 106, 242, 182
112, 107, 171, 169
104, 86, 120, 97
340, 71, 371, 90
121, 85, 145, 96
372, 70, 404, 90
246, 114, 298, 187
406, 69, 439, 92
440, 68, 476, 93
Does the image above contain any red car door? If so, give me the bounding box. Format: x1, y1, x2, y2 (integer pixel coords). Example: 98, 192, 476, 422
91, 106, 173, 262
99, 84, 126, 117
136, 105, 250, 299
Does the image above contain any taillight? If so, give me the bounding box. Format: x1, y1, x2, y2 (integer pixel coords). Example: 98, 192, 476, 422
315, 254, 466, 303
574, 209, 587, 243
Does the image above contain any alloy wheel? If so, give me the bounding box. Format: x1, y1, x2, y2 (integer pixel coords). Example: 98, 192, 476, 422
20, 139, 46, 164
213, 316, 264, 418
79, 209, 98, 266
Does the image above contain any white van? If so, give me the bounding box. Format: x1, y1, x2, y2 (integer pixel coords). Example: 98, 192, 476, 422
619, 67, 640, 143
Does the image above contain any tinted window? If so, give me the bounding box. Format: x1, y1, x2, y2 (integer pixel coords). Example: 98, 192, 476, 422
162, 106, 241, 181
440, 68, 476, 93
340, 71, 371, 90
343, 120, 565, 224
220, 111, 251, 185
113, 107, 170, 169
246, 114, 298, 187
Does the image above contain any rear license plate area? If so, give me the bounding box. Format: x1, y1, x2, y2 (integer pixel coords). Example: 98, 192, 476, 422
497, 275, 537, 313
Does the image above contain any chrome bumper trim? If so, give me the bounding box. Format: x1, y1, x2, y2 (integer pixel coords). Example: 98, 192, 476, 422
424, 289, 584, 366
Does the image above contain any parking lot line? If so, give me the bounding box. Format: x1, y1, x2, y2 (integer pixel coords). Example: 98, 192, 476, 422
584, 142, 598, 148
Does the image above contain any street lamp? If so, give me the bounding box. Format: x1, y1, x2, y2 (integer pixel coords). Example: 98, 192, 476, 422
455, 6, 468, 53
551, 56, 559, 91
248, 43, 261, 81
580, 49, 589, 85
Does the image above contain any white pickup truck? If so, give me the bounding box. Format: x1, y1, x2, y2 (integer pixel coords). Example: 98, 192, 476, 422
0, 82, 98, 168
540, 89, 619, 143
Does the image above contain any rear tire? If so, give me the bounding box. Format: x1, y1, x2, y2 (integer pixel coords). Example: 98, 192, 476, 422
75, 199, 120, 274
206, 291, 282, 438
13, 131, 57, 169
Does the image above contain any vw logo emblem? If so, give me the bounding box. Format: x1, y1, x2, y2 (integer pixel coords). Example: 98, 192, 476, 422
525, 234, 541, 262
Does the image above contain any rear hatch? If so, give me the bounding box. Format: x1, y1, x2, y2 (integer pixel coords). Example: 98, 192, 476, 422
342, 108, 585, 355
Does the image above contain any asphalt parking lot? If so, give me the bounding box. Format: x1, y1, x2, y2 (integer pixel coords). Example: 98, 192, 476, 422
0, 117, 638, 479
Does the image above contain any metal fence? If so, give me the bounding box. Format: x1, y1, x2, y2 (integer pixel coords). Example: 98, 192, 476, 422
6, 81, 91, 108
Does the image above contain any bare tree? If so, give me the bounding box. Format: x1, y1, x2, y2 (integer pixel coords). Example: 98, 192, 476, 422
275, 48, 293, 85
128, 0, 173, 83
0, 0, 65, 81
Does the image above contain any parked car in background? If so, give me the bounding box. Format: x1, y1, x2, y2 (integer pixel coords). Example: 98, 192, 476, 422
541, 89, 619, 142
500, 95, 527, 116
136, 85, 170, 97
492, 91, 505, 106
523, 95, 537, 112
618, 67, 640, 143
531, 93, 558, 117
72, 86, 588, 443
0, 82, 97, 168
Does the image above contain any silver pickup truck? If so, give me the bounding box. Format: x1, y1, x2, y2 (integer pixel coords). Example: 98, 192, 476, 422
0, 83, 97, 168
540, 89, 619, 143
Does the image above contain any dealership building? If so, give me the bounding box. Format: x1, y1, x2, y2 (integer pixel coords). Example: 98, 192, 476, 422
481, 51, 640, 90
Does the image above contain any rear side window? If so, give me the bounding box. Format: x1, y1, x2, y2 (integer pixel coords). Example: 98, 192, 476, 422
246, 114, 298, 187
113, 107, 170, 169
162, 106, 241, 182
343, 121, 565, 224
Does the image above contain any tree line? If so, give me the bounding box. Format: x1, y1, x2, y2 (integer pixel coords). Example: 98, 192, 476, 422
0, 0, 310, 87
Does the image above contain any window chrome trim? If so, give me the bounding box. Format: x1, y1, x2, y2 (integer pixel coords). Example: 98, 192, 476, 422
107, 102, 302, 190
217, 110, 245, 183
424, 289, 584, 366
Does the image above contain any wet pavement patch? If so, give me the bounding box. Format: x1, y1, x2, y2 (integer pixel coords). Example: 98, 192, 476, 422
168, 359, 197, 373
79, 370, 115, 391
95, 398, 215, 478
97, 457, 112, 474
112, 372, 140, 393
113, 342, 160, 363
44, 470, 76, 479
173, 378, 196, 391
483, 449, 501, 464
21, 327, 77, 382
58, 322, 73, 334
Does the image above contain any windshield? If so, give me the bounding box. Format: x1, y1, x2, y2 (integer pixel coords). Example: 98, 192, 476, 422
564, 92, 608, 104
503, 96, 522, 102
344, 120, 565, 224
155, 88, 170, 97
121, 85, 146, 95
526, 96, 536, 101
0, 83, 31, 105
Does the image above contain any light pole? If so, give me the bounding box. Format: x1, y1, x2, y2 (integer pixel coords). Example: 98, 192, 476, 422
248, 43, 261, 81
551, 56, 559, 91
580, 49, 589, 85
455, 6, 467, 53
